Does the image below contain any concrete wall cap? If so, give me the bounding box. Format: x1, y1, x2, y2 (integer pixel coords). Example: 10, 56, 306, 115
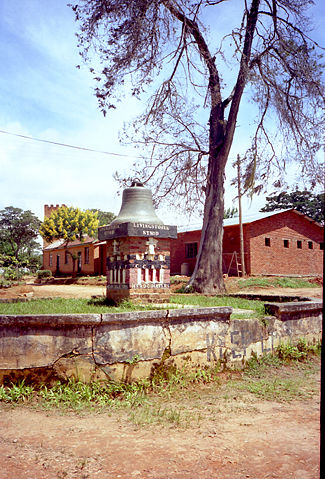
0, 307, 233, 328
100, 309, 168, 325
265, 301, 322, 312
167, 306, 232, 321
0, 314, 102, 328
265, 301, 323, 319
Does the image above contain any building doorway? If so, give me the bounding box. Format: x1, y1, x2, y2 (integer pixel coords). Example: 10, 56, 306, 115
77, 252, 82, 274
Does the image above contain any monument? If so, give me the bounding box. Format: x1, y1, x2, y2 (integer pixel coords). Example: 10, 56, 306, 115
98, 182, 177, 303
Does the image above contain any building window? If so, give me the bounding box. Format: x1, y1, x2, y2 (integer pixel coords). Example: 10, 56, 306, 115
283, 240, 289, 248
320, 243, 324, 251
297, 240, 302, 249
65, 251, 69, 264
85, 247, 90, 264
265, 237, 271, 247
185, 242, 198, 258
308, 241, 313, 250
49, 254, 53, 266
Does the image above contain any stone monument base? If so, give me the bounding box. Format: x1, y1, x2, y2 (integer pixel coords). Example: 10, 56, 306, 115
107, 285, 171, 304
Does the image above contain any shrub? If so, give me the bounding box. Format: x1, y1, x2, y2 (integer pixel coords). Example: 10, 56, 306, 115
4, 266, 23, 281
0, 266, 23, 285
36, 269, 52, 279
0, 277, 10, 287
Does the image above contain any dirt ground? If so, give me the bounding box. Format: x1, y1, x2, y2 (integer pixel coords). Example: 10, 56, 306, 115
0, 375, 321, 479
0, 282, 107, 300
0, 278, 322, 478
0, 277, 322, 300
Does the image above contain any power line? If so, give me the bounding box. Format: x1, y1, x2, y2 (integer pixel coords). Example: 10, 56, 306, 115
0, 128, 131, 158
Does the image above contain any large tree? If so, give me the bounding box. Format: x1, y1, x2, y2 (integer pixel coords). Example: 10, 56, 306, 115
89, 209, 116, 227
71, 0, 325, 293
0, 206, 41, 261
260, 190, 324, 224
39, 206, 99, 275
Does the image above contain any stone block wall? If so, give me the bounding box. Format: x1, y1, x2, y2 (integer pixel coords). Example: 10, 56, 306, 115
0, 302, 322, 385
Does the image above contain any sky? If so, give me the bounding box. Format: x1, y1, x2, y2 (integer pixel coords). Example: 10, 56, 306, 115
0, 0, 324, 229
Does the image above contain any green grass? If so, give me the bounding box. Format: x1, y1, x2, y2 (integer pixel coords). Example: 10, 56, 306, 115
0, 297, 168, 315
0, 294, 266, 317
170, 294, 266, 318
237, 276, 318, 289
232, 373, 315, 402
235, 345, 320, 402
228, 341, 322, 402
0, 340, 320, 427
0, 274, 319, 315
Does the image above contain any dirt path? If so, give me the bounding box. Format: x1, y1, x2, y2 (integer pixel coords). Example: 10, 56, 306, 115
0, 283, 106, 300
31, 283, 107, 299
0, 382, 320, 479
0, 281, 322, 300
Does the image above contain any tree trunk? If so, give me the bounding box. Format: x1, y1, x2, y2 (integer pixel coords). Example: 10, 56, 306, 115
188, 97, 227, 293
65, 246, 77, 278
72, 258, 77, 278
189, 151, 227, 294
188, 0, 260, 294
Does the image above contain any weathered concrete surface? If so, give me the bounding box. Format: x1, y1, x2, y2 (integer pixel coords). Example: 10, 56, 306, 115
265, 300, 322, 320
0, 302, 322, 384
0, 314, 100, 369
0, 313, 102, 328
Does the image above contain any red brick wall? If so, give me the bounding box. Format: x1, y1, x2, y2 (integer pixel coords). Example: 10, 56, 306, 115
105, 237, 170, 258
170, 227, 250, 276
43, 243, 97, 275
223, 225, 250, 275
44, 204, 65, 219
247, 211, 323, 275
94, 244, 107, 275
170, 211, 324, 276
170, 230, 201, 275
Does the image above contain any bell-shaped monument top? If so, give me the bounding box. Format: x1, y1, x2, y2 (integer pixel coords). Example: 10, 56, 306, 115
110, 181, 164, 225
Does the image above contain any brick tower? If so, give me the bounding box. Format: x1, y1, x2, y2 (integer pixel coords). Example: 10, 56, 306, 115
42, 204, 66, 247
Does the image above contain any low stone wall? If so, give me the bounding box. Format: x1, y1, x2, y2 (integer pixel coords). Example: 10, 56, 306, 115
0, 301, 322, 385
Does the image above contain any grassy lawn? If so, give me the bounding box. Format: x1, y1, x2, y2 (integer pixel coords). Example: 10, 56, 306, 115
0, 295, 266, 317
235, 276, 319, 289
170, 294, 266, 318
0, 297, 165, 315
0, 275, 320, 316
171, 275, 320, 290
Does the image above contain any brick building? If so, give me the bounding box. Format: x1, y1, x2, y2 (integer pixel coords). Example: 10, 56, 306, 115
42, 206, 323, 277
42, 236, 107, 276
42, 204, 107, 276
170, 209, 324, 277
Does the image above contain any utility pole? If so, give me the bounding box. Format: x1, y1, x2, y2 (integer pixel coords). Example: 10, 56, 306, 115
236, 154, 246, 277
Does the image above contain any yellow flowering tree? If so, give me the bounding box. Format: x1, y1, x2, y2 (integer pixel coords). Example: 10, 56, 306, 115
39, 206, 99, 275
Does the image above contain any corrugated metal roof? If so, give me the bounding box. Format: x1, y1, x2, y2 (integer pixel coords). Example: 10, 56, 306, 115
43, 239, 65, 250
177, 209, 292, 233
43, 236, 96, 250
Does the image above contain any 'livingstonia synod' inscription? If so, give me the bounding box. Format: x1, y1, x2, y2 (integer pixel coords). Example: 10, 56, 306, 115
98, 222, 177, 240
